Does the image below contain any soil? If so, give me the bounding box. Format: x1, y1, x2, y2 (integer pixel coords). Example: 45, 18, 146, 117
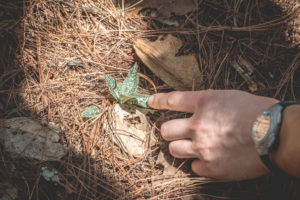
0, 0, 300, 199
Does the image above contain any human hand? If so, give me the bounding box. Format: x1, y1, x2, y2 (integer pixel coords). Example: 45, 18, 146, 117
148, 90, 279, 181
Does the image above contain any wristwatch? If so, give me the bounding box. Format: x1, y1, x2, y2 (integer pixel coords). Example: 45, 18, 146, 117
251, 101, 297, 170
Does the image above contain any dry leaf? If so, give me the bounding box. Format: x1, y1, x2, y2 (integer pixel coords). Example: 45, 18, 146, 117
156, 142, 189, 176
104, 104, 156, 157
156, 149, 178, 176
137, 0, 197, 18
134, 34, 202, 91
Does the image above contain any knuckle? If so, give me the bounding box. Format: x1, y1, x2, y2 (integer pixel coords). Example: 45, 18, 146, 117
192, 142, 214, 162
202, 150, 214, 162
189, 120, 203, 133
198, 90, 215, 105
191, 142, 204, 154
166, 92, 178, 108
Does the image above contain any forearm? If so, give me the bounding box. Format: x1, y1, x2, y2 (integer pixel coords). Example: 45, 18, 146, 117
270, 105, 300, 177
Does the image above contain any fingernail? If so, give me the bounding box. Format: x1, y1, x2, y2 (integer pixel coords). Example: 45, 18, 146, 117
148, 95, 154, 106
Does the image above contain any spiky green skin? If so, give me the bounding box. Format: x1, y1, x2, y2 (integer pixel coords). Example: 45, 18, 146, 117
104, 74, 121, 100
104, 63, 150, 108
121, 63, 139, 96
82, 106, 101, 118
82, 63, 150, 118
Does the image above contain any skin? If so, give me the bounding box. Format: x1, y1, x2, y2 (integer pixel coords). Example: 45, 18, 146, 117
147, 89, 279, 181
270, 104, 300, 178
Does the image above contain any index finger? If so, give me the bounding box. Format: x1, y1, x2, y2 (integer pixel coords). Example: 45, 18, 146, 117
147, 91, 198, 113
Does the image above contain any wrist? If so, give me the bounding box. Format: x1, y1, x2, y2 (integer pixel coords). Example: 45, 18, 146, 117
270, 105, 300, 177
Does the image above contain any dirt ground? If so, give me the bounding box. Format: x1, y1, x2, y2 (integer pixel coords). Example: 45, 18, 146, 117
0, 0, 300, 199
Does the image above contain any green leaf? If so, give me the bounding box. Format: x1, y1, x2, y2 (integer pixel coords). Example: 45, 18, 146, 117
82, 106, 101, 118
131, 93, 150, 108
119, 93, 150, 108
104, 74, 121, 100
121, 63, 139, 95
119, 94, 137, 104
104, 63, 150, 108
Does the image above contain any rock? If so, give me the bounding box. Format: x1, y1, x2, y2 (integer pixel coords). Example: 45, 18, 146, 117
104, 104, 156, 157
0, 117, 67, 161
134, 34, 202, 90
41, 166, 61, 185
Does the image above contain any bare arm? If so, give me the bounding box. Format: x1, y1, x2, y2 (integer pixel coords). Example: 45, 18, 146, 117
270, 105, 300, 178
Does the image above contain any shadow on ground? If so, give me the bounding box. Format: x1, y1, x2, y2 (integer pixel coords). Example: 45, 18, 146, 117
1, 0, 300, 199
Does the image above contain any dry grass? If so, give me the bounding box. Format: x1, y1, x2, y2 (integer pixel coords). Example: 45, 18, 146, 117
0, 0, 300, 199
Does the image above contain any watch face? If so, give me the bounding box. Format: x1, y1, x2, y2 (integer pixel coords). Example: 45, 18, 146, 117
252, 103, 287, 156
252, 112, 271, 143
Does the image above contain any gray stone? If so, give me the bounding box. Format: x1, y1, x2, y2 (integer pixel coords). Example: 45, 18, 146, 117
0, 117, 67, 161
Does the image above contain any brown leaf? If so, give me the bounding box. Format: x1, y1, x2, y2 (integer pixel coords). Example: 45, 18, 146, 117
103, 104, 156, 157
156, 148, 178, 176
134, 35, 202, 91
156, 142, 189, 176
